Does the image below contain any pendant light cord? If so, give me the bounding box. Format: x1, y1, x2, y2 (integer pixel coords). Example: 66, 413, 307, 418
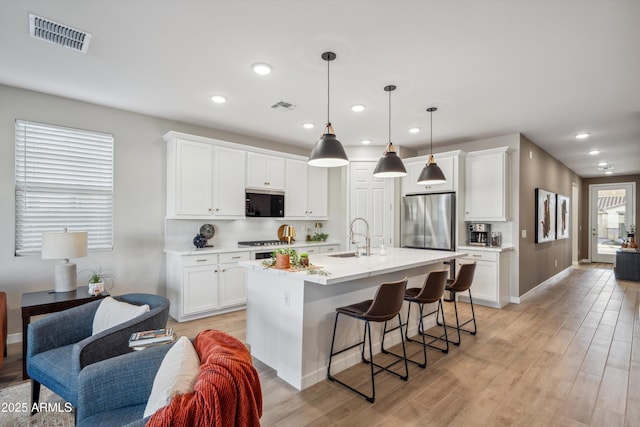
388, 89, 392, 144
429, 109, 433, 155
326, 58, 330, 127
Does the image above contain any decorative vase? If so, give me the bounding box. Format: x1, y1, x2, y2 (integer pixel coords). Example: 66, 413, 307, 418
630, 234, 637, 249
300, 256, 309, 267
275, 253, 290, 270
88, 281, 104, 295
193, 233, 207, 248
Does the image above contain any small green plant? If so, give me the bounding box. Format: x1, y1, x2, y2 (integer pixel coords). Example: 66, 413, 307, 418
272, 247, 298, 265
310, 232, 328, 241
300, 253, 309, 258
84, 266, 115, 285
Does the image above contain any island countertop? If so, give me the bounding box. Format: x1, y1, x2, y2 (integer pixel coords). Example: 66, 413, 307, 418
239, 247, 467, 285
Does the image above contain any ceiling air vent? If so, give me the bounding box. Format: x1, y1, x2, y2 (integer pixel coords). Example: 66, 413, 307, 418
29, 14, 92, 53
270, 101, 296, 111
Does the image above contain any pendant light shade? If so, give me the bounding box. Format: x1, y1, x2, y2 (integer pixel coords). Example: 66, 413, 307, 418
308, 52, 349, 167
417, 107, 447, 185
373, 85, 407, 178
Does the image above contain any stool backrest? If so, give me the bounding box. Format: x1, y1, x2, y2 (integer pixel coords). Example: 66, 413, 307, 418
449, 262, 476, 293
364, 277, 408, 322
415, 270, 449, 303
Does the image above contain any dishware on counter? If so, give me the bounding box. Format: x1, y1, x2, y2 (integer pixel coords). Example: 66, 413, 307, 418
491, 232, 502, 247
200, 223, 215, 239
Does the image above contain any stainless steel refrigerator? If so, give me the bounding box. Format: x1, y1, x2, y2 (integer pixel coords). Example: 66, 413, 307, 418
401, 192, 455, 251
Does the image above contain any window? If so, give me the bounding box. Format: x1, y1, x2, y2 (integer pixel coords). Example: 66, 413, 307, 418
15, 120, 114, 255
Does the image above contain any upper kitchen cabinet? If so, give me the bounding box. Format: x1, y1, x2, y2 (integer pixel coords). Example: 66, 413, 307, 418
165, 134, 246, 219
464, 147, 511, 221
246, 152, 285, 190
285, 158, 328, 219
401, 151, 461, 195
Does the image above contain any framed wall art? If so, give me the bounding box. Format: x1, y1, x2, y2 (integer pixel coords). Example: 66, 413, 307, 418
556, 194, 570, 240
535, 188, 556, 243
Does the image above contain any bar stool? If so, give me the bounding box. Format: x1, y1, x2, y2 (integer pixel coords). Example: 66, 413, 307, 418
438, 262, 477, 345
383, 270, 449, 368
327, 278, 409, 403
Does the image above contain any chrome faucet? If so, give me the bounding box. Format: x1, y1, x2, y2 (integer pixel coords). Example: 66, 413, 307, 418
349, 217, 371, 256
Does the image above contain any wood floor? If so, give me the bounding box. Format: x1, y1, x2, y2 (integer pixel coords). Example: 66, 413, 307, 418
1, 263, 639, 426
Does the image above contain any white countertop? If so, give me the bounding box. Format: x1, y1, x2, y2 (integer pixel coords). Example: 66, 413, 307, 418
457, 245, 514, 253
239, 247, 467, 285
165, 240, 341, 256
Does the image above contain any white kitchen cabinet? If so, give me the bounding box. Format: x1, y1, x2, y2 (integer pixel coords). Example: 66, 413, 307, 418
455, 248, 510, 308
320, 244, 340, 254
166, 251, 249, 322
402, 154, 456, 195
464, 147, 511, 221
285, 159, 328, 219
246, 152, 285, 190
166, 138, 245, 219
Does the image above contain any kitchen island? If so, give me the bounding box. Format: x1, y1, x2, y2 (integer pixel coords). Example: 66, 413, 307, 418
239, 247, 467, 390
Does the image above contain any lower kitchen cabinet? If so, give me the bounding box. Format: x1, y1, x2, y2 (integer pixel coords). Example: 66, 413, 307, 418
455, 248, 511, 308
166, 251, 250, 322
320, 244, 340, 254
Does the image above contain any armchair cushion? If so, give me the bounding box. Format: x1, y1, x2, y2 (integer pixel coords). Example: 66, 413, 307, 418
92, 297, 150, 335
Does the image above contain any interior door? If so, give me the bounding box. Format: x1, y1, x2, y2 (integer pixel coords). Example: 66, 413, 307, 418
590, 183, 636, 263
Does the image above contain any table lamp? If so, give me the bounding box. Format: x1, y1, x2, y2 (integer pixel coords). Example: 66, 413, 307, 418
282, 225, 295, 245
41, 228, 88, 292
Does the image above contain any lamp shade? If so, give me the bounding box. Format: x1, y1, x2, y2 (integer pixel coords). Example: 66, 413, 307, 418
308, 132, 349, 167
417, 155, 447, 185
42, 230, 88, 260
373, 144, 407, 178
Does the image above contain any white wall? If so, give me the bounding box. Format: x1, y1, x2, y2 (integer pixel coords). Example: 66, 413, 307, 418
0, 84, 312, 337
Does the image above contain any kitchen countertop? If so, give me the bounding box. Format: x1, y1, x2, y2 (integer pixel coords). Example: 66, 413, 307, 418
457, 245, 514, 253
165, 240, 341, 256
239, 247, 468, 285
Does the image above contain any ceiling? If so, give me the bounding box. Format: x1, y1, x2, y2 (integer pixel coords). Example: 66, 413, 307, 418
1, 0, 639, 178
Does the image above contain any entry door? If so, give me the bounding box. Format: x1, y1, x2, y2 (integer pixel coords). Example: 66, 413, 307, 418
590, 183, 636, 263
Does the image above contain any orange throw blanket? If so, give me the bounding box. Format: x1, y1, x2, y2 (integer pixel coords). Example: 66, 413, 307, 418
147, 330, 262, 427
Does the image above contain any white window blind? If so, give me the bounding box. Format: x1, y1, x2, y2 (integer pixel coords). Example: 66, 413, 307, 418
15, 120, 114, 255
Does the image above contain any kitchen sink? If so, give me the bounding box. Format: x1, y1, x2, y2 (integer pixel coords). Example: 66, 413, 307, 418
327, 252, 358, 258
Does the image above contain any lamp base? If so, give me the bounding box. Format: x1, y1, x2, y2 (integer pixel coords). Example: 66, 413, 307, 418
54, 262, 77, 293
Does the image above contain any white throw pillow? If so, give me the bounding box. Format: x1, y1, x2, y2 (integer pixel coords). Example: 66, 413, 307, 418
91, 297, 150, 335
143, 336, 200, 418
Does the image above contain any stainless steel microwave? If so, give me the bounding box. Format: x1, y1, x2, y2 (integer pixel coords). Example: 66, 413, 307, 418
245, 190, 285, 217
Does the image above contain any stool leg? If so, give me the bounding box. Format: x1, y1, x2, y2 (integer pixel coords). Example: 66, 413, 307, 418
397, 313, 409, 380
327, 312, 341, 379
366, 320, 375, 402
468, 290, 478, 335
452, 297, 462, 346
438, 299, 450, 353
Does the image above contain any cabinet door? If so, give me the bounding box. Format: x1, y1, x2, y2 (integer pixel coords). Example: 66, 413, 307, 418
246, 153, 285, 190
285, 159, 310, 218
219, 262, 247, 308
183, 264, 218, 315
457, 259, 497, 302
174, 140, 214, 216
214, 146, 246, 218
307, 165, 328, 218
464, 151, 509, 221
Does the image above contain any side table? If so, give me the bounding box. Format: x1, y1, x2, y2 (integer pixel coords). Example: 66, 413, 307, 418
21, 286, 109, 379
615, 250, 640, 281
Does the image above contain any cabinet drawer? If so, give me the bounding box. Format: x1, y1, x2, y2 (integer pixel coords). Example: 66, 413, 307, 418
463, 251, 497, 262
183, 254, 218, 267
219, 251, 251, 263
320, 244, 341, 254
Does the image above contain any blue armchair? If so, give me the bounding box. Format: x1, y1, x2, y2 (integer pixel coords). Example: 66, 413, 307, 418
27, 293, 170, 410
76, 342, 173, 427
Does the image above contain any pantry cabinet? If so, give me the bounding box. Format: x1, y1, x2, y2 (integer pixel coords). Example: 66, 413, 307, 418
166, 251, 250, 322
246, 152, 285, 190
464, 147, 511, 221
285, 159, 328, 219
166, 138, 245, 219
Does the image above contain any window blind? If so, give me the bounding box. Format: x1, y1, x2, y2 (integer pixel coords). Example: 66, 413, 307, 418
15, 120, 114, 255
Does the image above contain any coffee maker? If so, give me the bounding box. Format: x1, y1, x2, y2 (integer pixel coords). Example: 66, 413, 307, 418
469, 223, 491, 246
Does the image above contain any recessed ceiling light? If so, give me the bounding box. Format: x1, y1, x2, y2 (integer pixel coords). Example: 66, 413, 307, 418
210, 95, 227, 104
588, 150, 600, 155
351, 105, 366, 113
598, 162, 608, 166
360, 139, 371, 145
302, 123, 315, 129
605, 171, 613, 175
252, 63, 272, 75
408, 127, 421, 134
575, 133, 590, 139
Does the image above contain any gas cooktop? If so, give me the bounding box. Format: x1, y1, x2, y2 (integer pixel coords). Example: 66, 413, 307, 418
238, 240, 285, 247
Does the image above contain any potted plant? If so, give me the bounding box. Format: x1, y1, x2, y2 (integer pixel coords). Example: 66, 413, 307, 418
85, 266, 115, 295
299, 253, 309, 267
272, 248, 298, 270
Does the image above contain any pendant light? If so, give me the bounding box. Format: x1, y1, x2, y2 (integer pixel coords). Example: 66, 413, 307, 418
373, 85, 407, 178
417, 107, 446, 185
308, 52, 349, 167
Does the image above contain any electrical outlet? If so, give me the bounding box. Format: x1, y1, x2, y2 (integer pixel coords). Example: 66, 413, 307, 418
555, 259, 558, 267
522, 230, 527, 238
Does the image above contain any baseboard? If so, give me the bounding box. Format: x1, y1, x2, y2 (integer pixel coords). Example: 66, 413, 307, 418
8, 332, 22, 345
512, 266, 573, 304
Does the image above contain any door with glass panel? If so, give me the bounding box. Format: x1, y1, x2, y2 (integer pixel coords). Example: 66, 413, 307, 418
590, 183, 636, 263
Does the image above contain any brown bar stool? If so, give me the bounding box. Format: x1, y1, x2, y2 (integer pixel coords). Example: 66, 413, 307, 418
438, 262, 477, 345
327, 277, 409, 403
383, 270, 449, 368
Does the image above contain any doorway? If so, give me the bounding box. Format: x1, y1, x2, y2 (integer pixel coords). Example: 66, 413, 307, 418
589, 182, 636, 263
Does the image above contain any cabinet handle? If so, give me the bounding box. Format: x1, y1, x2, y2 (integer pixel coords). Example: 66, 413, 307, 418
222, 269, 227, 272
327, 248, 335, 251
309, 211, 312, 214
472, 254, 482, 258
232, 256, 241, 259
196, 259, 208, 262
214, 269, 218, 273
